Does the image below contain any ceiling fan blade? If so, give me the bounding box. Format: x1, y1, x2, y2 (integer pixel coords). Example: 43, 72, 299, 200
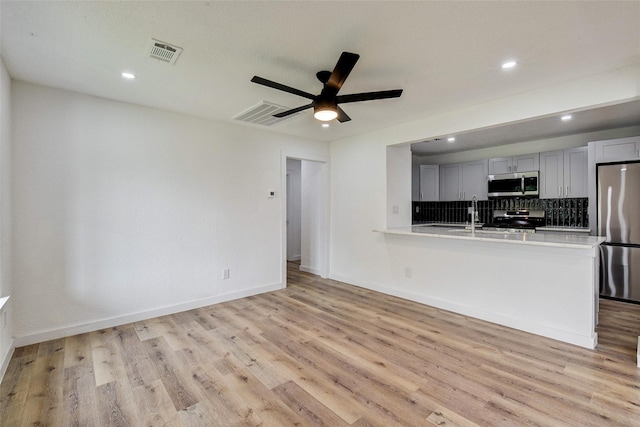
273, 103, 314, 118
336, 106, 351, 123
337, 89, 403, 104
251, 76, 316, 100
325, 52, 360, 95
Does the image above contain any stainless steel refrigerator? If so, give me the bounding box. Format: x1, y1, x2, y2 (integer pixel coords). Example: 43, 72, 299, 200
598, 161, 640, 303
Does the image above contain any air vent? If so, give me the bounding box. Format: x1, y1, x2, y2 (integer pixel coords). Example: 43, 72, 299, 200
147, 39, 183, 65
233, 101, 300, 126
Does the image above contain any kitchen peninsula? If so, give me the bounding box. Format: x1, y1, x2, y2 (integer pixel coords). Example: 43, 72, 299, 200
374, 225, 605, 349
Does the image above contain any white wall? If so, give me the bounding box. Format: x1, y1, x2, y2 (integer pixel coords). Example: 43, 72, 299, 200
286, 159, 301, 261
0, 56, 14, 379
300, 160, 329, 277
11, 82, 328, 344
330, 64, 640, 304
386, 145, 412, 228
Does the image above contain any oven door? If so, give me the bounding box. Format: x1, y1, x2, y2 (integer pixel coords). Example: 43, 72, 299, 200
488, 171, 539, 198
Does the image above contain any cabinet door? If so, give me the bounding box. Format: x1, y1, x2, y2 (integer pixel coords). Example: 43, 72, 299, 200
593, 136, 640, 163
412, 165, 420, 201
419, 165, 439, 201
512, 153, 539, 172
564, 146, 588, 198
539, 150, 564, 199
439, 163, 462, 201
462, 160, 489, 200
488, 157, 511, 174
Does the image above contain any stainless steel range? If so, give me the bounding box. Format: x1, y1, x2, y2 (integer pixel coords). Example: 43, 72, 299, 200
482, 210, 545, 233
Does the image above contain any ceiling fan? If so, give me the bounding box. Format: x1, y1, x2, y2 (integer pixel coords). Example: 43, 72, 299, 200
251, 52, 403, 123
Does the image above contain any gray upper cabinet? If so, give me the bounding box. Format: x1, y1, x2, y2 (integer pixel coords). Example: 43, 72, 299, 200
592, 136, 640, 163
439, 163, 463, 201
439, 160, 488, 201
418, 165, 439, 201
539, 150, 564, 199
540, 146, 588, 199
412, 164, 420, 201
462, 160, 489, 200
564, 146, 588, 198
488, 153, 539, 174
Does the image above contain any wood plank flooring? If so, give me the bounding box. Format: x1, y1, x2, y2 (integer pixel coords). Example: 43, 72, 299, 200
1, 262, 640, 426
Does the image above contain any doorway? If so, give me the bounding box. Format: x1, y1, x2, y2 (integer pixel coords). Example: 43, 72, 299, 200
286, 159, 302, 262
283, 155, 329, 286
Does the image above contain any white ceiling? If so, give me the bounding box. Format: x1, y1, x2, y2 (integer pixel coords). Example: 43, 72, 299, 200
2, 1, 639, 150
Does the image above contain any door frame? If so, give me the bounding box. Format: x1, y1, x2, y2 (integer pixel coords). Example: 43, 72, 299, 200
281, 150, 330, 288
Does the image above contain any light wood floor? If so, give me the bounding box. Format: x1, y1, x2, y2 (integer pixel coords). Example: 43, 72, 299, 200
1, 262, 640, 426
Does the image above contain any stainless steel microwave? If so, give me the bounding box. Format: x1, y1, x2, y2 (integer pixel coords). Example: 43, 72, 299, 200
487, 171, 539, 198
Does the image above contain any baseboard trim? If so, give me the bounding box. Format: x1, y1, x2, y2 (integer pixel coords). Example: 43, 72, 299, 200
14, 283, 282, 347
329, 273, 597, 350
0, 340, 15, 385
299, 264, 322, 276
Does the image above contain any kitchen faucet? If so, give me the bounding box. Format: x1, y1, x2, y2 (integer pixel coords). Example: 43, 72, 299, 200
470, 194, 478, 233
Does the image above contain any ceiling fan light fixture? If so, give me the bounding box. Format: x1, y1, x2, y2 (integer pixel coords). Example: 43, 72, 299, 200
313, 105, 338, 121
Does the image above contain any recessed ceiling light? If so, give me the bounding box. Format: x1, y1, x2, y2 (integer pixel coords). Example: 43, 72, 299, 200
561, 114, 572, 121
322, 123, 330, 128
501, 60, 517, 69
121, 72, 136, 79
447, 137, 455, 143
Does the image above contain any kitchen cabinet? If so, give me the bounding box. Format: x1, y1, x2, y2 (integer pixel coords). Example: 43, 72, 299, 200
540, 146, 588, 199
439, 160, 488, 201
463, 160, 489, 200
439, 163, 462, 201
592, 135, 640, 163
412, 165, 420, 201
564, 146, 588, 197
488, 153, 539, 174
418, 165, 439, 201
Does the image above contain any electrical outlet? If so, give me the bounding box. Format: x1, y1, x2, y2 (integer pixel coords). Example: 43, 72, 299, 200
223, 269, 230, 280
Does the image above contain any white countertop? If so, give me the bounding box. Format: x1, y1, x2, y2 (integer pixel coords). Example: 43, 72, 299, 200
375, 225, 605, 249
536, 226, 591, 233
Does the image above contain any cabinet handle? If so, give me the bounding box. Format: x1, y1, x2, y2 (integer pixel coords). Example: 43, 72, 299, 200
513, 165, 517, 172
508, 166, 511, 172
566, 186, 570, 197
558, 186, 562, 197
421, 192, 424, 201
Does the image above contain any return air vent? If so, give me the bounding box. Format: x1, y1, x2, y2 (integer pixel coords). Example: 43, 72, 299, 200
147, 39, 183, 64
233, 101, 300, 126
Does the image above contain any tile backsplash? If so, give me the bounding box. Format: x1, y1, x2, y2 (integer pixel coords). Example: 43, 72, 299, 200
413, 197, 588, 228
